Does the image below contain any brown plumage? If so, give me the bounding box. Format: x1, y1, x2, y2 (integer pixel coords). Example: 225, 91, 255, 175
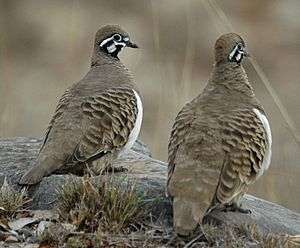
19, 25, 142, 185
167, 33, 272, 236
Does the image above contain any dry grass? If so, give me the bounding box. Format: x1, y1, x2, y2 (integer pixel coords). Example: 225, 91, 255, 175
56, 174, 148, 234
37, 212, 297, 247
40, 173, 151, 247
38, 222, 81, 247
39, 226, 59, 247
199, 222, 290, 248
0, 178, 30, 218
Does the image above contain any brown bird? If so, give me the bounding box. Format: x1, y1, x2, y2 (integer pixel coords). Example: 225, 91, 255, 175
167, 33, 272, 236
19, 25, 142, 185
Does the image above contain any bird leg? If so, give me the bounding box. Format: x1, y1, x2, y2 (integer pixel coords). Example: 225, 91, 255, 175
88, 152, 127, 175
102, 164, 128, 173
85, 161, 127, 175
84, 161, 96, 177
222, 202, 251, 214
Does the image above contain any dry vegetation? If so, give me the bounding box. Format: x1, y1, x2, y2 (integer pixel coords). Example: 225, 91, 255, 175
0, 175, 298, 247
56, 174, 148, 233
36, 175, 296, 248
200, 223, 289, 248
37, 219, 296, 248
0, 178, 30, 219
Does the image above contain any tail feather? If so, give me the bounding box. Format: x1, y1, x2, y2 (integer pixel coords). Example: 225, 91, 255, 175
19, 156, 61, 185
173, 197, 207, 236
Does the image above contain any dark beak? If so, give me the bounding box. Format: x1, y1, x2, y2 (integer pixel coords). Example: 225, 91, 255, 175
126, 40, 139, 48
243, 48, 250, 57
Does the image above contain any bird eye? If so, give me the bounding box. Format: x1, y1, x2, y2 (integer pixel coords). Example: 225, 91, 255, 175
237, 43, 243, 51
113, 34, 122, 42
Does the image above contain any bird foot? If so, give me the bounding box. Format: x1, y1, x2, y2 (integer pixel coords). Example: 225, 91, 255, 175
103, 165, 128, 173
222, 203, 251, 214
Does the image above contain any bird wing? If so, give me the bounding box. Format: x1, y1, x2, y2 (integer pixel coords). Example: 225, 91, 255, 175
40, 88, 73, 151
167, 102, 195, 192
215, 108, 270, 205
66, 86, 138, 164
19, 86, 138, 185
167, 102, 226, 235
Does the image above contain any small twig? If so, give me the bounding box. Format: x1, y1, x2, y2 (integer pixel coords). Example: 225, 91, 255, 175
183, 233, 204, 248
164, 235, 177, 247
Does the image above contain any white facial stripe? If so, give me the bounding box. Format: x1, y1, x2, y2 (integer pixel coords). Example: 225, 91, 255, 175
116, 42, 126, 47
123, 37, 130, 42
100, 36, 114, 47
229, 45, 238, 61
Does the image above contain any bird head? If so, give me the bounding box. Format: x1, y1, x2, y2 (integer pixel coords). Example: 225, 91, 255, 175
214, 33, 250, 65
94, 25, 138, 59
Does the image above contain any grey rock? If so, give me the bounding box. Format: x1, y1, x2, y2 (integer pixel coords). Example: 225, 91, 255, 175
0, 137, 299, 236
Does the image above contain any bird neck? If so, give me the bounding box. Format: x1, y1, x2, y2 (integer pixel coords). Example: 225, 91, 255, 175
210, 62, 255, 97
91, 50, 120, 67
84, 52, 138, 91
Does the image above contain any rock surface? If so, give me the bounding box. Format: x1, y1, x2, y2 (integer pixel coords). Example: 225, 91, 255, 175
0, 137, 300, 237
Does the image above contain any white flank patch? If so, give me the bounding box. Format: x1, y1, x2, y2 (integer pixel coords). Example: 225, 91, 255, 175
253, 108, 272, 179
118, 89, 143, 156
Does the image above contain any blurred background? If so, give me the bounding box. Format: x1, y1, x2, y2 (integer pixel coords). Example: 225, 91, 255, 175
0, 0, 299, 212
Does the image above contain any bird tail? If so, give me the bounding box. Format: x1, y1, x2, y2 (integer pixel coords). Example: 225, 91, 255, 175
173, 197, 207, 236
19, 156, 60, 185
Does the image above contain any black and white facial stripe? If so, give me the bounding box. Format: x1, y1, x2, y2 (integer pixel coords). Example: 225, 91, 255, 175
100, 33, 128, 57
229, 42, 245, 64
